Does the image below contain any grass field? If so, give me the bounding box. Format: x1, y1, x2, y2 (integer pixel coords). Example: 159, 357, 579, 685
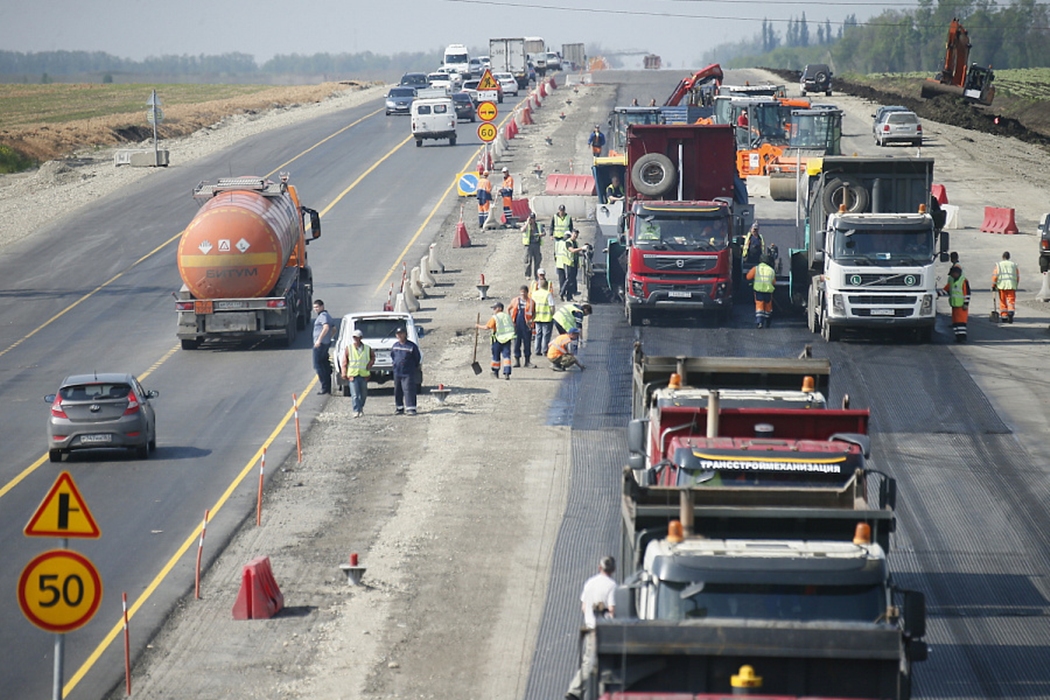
0, 83, 278, 129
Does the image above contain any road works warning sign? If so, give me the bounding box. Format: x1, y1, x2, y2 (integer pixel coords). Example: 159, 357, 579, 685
24, 471, 101, 538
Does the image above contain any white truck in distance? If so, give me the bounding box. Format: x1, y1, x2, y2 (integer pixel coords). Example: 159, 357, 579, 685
442, 44, 470, 76
523, 36, 546, 76
489, 37, 529, 90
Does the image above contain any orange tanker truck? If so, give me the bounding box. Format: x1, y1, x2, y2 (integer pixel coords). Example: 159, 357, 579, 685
174, 175, 321, 349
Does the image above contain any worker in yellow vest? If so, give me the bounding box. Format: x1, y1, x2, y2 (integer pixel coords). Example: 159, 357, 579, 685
531, 279, 556, 356
992, 250, 1019, 323
746, 254, 776, 328
477, 301, 516, 379
341, 329, 376, 417
520, 212, 543, 280
554, 302, 592, 336
941, 265, 971, 342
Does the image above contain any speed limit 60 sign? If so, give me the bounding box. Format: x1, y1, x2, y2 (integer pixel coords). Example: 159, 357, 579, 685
19, 550, 102, 633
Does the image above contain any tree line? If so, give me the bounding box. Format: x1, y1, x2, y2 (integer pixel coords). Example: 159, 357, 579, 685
0, 50, 443, 83
709, 0, 1050, 73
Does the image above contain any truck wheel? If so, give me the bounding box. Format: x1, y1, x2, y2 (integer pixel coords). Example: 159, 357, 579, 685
180, 338, 200, 350
631, 153, 676, 197
450, 135, 457, 146
416, 139, 423, 147
627, 303, 643, 327
821, 311, 841, 342
822, 176, 869, 214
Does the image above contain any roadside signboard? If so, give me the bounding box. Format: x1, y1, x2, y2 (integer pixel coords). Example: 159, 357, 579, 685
19, 550, 103, 633
477, 101, 498, 122
477, 123, 498, 143
477, 69, 499, 91
457, 172, 480, 196
25, 471, 101, 539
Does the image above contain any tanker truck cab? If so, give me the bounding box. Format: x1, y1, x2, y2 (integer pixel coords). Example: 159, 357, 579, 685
411, 94, 457, 147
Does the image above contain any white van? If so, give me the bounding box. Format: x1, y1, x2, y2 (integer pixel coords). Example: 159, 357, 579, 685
411, 96, 457, 147
443, 44, 470, 76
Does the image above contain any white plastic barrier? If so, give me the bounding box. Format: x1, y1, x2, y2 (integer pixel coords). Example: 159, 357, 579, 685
530, 195, 593, 220
941, 204, 961, 230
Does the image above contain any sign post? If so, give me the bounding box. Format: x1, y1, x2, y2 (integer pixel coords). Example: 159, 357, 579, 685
146, 89, 163, 162
476, 69, 500, 104
23, 471, 102, 700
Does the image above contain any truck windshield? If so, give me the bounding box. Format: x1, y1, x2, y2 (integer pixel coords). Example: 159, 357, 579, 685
634, 214, 728, 251
831, 228, 934, 265
790, 112, 841, 151
657, 581, 885, 623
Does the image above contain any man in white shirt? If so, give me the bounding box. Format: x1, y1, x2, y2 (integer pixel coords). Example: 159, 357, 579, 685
565, 556, 616, 700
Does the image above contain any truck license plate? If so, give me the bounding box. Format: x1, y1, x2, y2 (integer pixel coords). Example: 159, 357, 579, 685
870, 308, 894, 316
80, 434, 112, 444
668, 291, 692, 299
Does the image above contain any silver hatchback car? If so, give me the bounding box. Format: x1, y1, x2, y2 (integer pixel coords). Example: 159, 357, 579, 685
875, 110, 923, 146
45, 373, 159, 462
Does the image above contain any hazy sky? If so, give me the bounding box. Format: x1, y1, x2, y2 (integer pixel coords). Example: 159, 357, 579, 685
8, 0, 882, 69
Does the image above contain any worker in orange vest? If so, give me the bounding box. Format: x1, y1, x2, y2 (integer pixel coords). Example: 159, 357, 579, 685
499, 167, 514, 224
547, 327, 585, 372
476, 170, 492, 228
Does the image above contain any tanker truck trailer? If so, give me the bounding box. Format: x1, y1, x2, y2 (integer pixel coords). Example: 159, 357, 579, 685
174, 176, 321, 349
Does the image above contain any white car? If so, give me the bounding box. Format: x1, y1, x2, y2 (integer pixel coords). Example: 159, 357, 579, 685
427, 71, 453, 92
331, 311, 423, 395
494, 72, 518, 97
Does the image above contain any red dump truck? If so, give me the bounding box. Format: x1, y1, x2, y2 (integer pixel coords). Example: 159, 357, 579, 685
175, 176, 321, 349
614, 124, 752, 325
587, 349, 926, 700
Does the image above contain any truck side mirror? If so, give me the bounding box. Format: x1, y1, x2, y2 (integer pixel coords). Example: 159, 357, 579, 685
812, 250, 824, 269
627, 419, 648, 455
938, 231, 950, 260
903, 589, 926, 638
628, 454, 646, 474
303, 207, 321, 242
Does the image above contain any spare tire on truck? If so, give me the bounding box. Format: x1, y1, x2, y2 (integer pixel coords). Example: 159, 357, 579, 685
821, 176, 869, 214
631, 153, 677, 197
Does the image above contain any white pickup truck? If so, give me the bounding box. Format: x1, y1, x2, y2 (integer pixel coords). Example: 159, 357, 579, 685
331, 311, 423, 394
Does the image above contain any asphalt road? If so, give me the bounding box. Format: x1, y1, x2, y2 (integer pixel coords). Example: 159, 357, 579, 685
0, 97, 494, 700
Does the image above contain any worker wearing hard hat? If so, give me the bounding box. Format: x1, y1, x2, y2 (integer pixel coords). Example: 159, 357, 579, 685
941, 265, 971, 342
476, 170, 492, 228
499, 167, 514, 225
587, 125, 606, 157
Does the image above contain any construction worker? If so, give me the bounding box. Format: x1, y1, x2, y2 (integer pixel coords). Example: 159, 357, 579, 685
531, 278, 556, 357
736, 109, 749, 128
746, 253, 776, 328
562, 230, 585, 302
605, 174, 625, 203
554, 302, 592, 336
992, 251, 1019, 323
508, 285, 536, 368
941, 264, 971, 342
476, 170, 492, 228
529, 267, 557, 299
587, 124, 606, 157
520, 212, 543, 280
477, 301, 516, 379
742, 222, 764, 266
547, 327, 586, 372
550, 204, 574, 241
341, 329, 375, 417
564, 556, 615, 699
391, 327, 421, 415
499, 167, 514, 225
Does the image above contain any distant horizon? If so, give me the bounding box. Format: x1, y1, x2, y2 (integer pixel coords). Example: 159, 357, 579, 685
8, 0, 876, 71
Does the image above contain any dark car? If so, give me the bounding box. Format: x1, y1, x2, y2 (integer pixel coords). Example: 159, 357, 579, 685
399, 72, 429, 89
800, 64, 833, 96
45, 373, 159, 461
385, 86, 416, 115
451, 91, 476, 122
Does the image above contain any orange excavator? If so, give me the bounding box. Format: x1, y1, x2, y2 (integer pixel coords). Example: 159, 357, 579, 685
664, 64, 724, 107
920, 18, 995, 105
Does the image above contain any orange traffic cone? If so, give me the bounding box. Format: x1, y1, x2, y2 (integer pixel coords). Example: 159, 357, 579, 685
453, 204, 471, 248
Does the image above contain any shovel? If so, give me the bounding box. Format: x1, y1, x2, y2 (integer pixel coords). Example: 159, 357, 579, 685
471, 313, 483, 375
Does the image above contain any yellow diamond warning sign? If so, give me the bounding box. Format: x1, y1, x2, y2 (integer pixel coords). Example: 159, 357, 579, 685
25, 471, 101, 538
477, 69, 499, 91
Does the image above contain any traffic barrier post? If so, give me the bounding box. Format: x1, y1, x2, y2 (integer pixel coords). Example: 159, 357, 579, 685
123, 591, 131, 696
195, 509, 209, 599
293, 393, 302, 462
256, 449, 265, 527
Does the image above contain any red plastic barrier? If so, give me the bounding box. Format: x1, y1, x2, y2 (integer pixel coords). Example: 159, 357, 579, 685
453, 220, 472, 247
232, 556, 284, 620
502, 198, 532, 226
549, 76, 558, 90
931, 184, 948, 205
981, 206, 1019, 234
545, 174, 596, 196
539, 81, 548, 98
522, 107, 533, 125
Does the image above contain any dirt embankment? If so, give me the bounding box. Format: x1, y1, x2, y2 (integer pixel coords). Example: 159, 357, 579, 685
767, 68, 1050, 150
1, 80, 378, 163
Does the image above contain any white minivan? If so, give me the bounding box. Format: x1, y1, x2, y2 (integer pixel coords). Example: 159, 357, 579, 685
411, 95, 457, 147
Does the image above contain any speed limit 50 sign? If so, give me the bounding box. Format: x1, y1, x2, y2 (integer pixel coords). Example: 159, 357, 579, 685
19, 549, 103, 633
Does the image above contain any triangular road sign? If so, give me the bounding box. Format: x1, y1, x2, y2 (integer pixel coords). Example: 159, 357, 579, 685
25, 471, 101, 538
477, 69, 499, 91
